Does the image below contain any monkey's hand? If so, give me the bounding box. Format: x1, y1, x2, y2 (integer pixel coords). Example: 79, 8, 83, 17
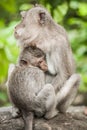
39, 61, 48, 72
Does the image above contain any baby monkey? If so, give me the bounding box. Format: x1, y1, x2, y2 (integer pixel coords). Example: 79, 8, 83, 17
18, 46, 48, 72
7, 46, 57, 130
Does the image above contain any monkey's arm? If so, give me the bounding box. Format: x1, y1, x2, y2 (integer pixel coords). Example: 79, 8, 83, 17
51, 74, 64, 92
55, 74, 81, 113
6, 64, 16, 86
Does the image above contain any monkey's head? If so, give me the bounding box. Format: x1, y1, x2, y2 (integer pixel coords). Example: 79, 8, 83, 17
14, 5, 53, 50
19, 46, 48, 72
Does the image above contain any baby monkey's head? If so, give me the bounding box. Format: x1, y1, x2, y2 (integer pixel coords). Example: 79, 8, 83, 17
18, 46, 48, 72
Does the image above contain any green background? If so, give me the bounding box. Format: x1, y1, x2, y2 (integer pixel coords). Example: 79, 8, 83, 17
0, 0, 87, 106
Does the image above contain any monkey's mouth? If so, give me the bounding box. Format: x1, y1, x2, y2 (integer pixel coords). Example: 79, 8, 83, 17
14, 31, 20, 39
23, 36, 31, 41
21, 36, 30, 42
20, 60, 28, 66
14, 31, 31, 41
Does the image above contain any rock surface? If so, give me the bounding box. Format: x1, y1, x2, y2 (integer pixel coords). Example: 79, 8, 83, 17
0, 106, 87, 130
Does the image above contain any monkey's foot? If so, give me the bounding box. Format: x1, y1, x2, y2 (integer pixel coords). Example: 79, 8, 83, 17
12, 107, 21, 118
45, 109, 58, 119
41, 123, 52, 130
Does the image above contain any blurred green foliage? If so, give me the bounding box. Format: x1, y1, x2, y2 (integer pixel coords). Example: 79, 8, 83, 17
0, 0, 87, 106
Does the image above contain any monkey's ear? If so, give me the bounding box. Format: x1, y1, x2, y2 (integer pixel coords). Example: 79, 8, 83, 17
20, 11, 26, 18
39, 12, 46, 25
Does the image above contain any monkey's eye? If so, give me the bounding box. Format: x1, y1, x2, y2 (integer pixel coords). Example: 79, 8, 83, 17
20, 60, 28, 66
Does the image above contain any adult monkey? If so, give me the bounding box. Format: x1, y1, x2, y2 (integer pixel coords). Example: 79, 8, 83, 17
14, 5, 81, 113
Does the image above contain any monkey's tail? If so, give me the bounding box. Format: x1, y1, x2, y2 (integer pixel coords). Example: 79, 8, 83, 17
24, 112, 34, 130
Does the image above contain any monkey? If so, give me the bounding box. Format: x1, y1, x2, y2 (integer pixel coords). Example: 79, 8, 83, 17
18, 46, 48, 72
7, 46, 58, 130
14, 5, 81, 113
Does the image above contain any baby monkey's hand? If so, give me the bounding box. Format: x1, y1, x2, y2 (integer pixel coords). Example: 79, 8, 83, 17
39, 60, 48, 72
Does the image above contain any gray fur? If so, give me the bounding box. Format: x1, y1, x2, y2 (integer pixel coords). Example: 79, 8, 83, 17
7, 47, 57, 130
9, 5, 81, 129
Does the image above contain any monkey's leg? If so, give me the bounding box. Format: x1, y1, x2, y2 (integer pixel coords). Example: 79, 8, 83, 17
56, 74, 81, 113
36, 84, 58, 119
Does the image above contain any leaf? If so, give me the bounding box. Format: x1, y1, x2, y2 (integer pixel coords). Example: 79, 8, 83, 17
78, 3, 87, 16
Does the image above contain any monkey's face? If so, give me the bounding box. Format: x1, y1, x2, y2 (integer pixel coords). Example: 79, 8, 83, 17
14, 6, 52, 48
19, 55, 48, 72
19, 53, 41, 67
19, 46, 48, 72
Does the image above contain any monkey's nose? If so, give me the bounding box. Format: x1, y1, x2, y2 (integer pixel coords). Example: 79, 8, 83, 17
14, 28, 24, 39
